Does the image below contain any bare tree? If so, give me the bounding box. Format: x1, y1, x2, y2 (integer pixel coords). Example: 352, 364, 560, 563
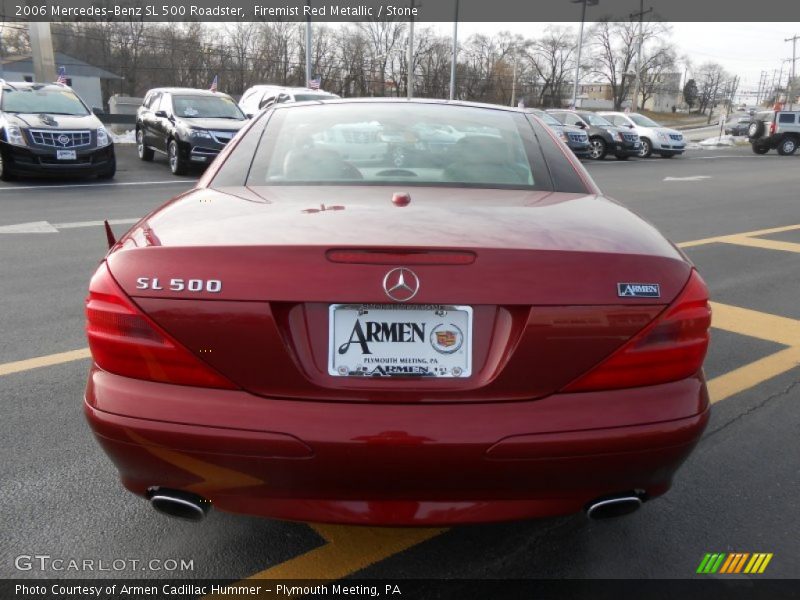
638, 44, 678, 108
588, 19, 668, 110
526, 26, 575, 107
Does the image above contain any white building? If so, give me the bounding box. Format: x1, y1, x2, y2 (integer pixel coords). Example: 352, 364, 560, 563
0, 52, 122, 110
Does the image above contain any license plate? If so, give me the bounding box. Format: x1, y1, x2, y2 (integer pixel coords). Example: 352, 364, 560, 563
56, 150, 76, 160
329, 304, 472, 378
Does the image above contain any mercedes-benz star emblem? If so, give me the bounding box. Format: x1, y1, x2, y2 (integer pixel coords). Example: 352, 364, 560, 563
382, 267, 420, 302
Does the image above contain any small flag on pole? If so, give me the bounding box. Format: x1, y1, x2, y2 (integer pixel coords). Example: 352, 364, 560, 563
209, 75, 218, 92
308, 76, 321, 90
56, 66, 67, 85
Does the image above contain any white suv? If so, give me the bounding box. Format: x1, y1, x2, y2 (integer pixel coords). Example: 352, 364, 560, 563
238, 85, 339, 117
599, 112, 686, 158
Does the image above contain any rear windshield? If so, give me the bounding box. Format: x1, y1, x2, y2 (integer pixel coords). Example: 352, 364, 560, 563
246, 103, 541, 189
1, 88, 89, 115
171, 95, 244, 119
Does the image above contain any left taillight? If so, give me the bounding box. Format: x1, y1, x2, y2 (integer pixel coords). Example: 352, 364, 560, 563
563, 269, 711, 392
85, 262, 237, 389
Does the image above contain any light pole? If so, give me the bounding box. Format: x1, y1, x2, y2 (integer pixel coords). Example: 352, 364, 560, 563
630, 0, 653, 112
305, 0, 312, 87
786, 34, 799, 110
407, 0, 415, 99
449, 0, 459, 100
571, 0, 598, 110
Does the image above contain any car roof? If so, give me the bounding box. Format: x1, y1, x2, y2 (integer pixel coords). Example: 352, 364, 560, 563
0, 81, 73, 92
245, 85, 334, 94
145, 87, 231, 97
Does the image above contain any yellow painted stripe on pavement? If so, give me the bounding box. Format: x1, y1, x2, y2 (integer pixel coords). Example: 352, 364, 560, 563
0, 347, 90, 377
677, 224, 800, 248
718, 236, 800, 254
707, 346, 800, 404
204, 525, 445, 598
710, 302, 800, 346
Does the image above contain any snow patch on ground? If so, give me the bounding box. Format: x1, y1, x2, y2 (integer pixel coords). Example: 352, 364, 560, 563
699, 135, 737, 147
112, 130, 136, 144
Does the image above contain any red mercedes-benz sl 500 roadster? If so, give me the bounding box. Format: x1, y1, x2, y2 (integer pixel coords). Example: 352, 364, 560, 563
84, 99, 711, 525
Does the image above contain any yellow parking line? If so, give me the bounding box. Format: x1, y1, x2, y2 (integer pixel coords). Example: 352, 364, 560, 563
710, 302, 800, 346
718, 236, 800, 254
0, 347, 90, 377
677, 223, 800, 248
204, 525, 445, 599
707, 346, 800, 404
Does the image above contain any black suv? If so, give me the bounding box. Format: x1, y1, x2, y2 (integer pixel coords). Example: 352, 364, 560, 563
136, 88, 248, 175
528, 109, 591, 158
548, 110, 640, 160
0, 81, 115, 180
748, 110, 800, 155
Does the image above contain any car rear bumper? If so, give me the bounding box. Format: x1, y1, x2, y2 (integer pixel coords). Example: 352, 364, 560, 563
1, 143, 115, 177
84, 367, 709, 525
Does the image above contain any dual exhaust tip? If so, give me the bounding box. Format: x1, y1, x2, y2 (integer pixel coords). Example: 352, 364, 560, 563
147, 488, 643, 522
148, 488, 211, 522
585, 493, 644, 520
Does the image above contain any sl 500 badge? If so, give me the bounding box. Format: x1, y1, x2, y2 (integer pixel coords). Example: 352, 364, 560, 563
617, 282, 661, 298
136, 277, 222, 293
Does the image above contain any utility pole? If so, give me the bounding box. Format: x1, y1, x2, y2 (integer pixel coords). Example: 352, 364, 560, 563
305, 0, 312, 87
449, 0, 459, 100
28, 22, 57, 83
786, 34, 798, 110
630, 0, 653, 112
407, 0, 415, 99
510, 51, 517, 107
570, 0, 598, 110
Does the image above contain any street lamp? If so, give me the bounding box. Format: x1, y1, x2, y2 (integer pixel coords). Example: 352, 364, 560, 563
571, 0, 599, 110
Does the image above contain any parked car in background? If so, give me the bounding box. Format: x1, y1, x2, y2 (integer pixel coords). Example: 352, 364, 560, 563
136, 87, 248, 175
528, 109, 590, 158
238, 85, 339, 117
748, 110, 800, 155
724, 116, 751, 136
548, 109, 640, 160
599, 112, 686, 158
0, 81, 115, 180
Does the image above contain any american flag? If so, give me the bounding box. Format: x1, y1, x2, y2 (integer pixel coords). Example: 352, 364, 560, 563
209, 75, 218, 92
56, 66, 67, 85
308, 76, 321, 90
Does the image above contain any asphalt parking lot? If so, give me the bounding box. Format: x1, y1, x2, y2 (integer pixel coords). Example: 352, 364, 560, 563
1, 144, 798, 586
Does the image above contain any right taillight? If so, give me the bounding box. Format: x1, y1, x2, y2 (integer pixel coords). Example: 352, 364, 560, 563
85, 262, 237, 389
563, 270, 711, 392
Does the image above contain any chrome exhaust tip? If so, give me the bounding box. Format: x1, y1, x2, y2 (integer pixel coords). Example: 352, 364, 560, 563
585, 494, 642, 520
148, 489, 210, 522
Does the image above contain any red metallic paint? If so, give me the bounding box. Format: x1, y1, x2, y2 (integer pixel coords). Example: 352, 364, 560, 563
84, 101, 711, 524
85, 367, 708, 525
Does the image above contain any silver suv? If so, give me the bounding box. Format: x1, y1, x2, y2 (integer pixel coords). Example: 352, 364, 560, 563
748, 110, 800, 155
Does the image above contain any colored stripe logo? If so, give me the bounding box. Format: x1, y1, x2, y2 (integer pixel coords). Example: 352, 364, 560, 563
697, 553, 773, 574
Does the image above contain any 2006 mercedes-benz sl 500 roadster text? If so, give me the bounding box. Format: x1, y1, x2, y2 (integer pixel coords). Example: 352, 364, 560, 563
84, 99, 711, 525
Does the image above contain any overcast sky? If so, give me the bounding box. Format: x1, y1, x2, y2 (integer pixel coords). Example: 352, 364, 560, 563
430, 21, 800, 95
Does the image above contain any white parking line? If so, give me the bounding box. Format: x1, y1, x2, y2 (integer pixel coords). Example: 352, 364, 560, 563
0, 218, 141, 234
0, 180, 195, 192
